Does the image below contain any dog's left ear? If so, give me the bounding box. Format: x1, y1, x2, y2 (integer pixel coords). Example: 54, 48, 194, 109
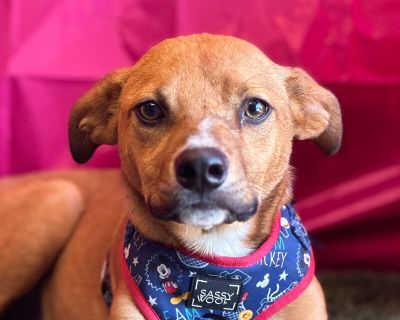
285, 67, 342, 155
68, 68, 131, 163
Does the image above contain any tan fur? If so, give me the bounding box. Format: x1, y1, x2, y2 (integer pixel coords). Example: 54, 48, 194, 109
0, 34, 341, 319
0, 177, 84, 311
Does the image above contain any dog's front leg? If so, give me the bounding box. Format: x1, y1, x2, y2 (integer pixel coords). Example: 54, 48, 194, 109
109, 285, 145, 320
276, 276, 328, 320
0, 178, 83, 312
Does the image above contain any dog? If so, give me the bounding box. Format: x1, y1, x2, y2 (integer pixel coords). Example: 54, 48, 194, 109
0, 34, 341, 319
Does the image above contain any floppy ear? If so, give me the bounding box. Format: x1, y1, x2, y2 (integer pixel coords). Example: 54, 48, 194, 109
68, 68, 131, 163
285, 67, 343, 155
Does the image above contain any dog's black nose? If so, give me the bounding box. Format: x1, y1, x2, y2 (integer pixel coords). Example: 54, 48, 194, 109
175, 148, 228, 193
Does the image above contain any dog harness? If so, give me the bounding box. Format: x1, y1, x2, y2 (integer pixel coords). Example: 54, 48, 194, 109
102, 204, 315, 319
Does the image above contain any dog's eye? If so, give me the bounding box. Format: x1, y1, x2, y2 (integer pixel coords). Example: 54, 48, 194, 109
136, 101, 165, 123
244, 98, 272, 122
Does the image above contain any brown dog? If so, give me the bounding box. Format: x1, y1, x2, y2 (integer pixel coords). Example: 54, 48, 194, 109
0, 34, 341, 319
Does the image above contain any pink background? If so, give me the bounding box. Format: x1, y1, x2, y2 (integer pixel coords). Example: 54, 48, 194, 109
1, 0, 400, 270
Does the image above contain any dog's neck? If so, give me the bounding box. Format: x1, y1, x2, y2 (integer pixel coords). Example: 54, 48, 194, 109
127, 171, 292, 257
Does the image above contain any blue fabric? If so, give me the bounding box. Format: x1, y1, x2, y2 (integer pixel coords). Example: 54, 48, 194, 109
119, 204, 313, 320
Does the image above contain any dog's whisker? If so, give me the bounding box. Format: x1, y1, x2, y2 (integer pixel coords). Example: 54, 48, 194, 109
240, 72, 272, 90
247, 185, 270, 196
248, 180, 268, 188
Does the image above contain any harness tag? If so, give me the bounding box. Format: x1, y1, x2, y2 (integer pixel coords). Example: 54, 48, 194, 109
188, 274, 242, 311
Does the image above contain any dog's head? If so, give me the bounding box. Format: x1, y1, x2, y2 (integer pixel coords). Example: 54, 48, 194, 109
69, 34, 341, 231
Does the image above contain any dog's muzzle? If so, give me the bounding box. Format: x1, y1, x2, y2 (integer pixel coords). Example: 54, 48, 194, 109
147, 147, 258, 227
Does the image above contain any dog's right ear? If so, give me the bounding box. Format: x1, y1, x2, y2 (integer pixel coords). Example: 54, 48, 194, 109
68, 68, 131, 163
285, 67, 343, 155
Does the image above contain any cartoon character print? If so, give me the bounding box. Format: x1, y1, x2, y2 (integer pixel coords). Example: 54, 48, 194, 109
170, 291, 190, 305
219, 302, 253, 320
303, 252, 311, 267
237, 293, 253, 319
239, 309, 253, 320
256, 281, 298, 314
279, 216, 291, 239
222, 301, 251, 320
256, 273, 270, 288
157, 263, 178, 294
145, 252, 183, 293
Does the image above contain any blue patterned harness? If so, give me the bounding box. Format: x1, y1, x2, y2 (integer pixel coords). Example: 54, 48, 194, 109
102, 204, 314, 320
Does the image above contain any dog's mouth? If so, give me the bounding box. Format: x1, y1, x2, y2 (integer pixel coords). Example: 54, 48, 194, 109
147, 194, 259, 229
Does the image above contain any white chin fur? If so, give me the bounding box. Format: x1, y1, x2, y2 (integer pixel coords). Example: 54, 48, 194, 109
169, 208, 252, 257
179, 208, 228, 229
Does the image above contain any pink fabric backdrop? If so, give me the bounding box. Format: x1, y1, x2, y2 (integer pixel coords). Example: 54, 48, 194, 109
1, 0, 400, 270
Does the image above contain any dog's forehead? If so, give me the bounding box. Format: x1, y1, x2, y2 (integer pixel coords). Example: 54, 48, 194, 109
142, 34, 272, 69
126, 35, 282, 104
